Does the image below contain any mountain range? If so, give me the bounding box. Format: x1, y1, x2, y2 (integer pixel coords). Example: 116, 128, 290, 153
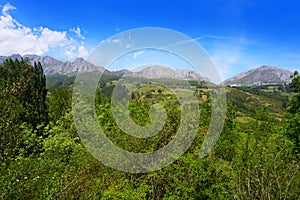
223, 65, 293, 86
113, 65, 205, 81
0, 54, 295, 86
0, 54, 206, 81
0, 54, 107, 75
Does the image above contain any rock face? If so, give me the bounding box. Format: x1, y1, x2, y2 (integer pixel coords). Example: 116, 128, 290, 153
223, 65, 293, 86
24, 55, 106, 75
0, 54, 23, 62
0, 54, 105, 75
114, 65, 206, 81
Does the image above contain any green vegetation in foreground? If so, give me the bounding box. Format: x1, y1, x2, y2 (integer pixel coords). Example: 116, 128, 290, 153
0, 59, 299, 199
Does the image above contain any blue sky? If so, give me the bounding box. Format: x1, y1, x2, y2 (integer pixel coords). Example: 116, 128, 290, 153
0, 0, 299, 80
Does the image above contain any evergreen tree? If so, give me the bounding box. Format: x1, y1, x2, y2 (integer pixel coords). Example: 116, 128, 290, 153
287, 71, 300, 155
0, 58, 48, 160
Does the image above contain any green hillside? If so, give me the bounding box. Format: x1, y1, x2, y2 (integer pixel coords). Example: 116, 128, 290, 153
1, 60, 299, 199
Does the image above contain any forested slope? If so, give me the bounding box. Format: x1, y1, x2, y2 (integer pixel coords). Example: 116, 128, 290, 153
1, 59, 299, 199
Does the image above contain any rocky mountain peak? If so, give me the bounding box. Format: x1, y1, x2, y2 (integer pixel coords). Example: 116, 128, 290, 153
73, 57, 84, 64
224, 65, 293, 86
114, 65, 206, 81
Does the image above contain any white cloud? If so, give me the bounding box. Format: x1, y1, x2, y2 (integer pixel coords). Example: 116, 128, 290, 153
71, 26, 85, 40
0, 3, 88, 59
2, 2, 15, 16
65, 45, 77, 58
39, 27, 68, 47
133, 50, 145, 58
107, 38, 121, 44
77, 45, 88, 57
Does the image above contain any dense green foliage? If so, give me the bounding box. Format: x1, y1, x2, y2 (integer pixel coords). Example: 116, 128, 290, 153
0, 59, 47, 162
286, 71, 300, 155
0, 60, 299, 199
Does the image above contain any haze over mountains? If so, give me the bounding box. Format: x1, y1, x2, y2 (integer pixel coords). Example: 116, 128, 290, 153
0, 54, 295, 86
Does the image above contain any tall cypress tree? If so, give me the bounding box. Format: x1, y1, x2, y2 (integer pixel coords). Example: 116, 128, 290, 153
287, 71, 300, 155
21, 60, 48, 129
0, 58, 48, 160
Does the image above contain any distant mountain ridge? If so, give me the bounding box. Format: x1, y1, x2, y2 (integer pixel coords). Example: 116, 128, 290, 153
114, 65, 205, 81
223, 65, 293, 86
0, 54, 106, 75
24, 55, 107, 75
0, 54, 295, 84
0, 54, 205, 81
